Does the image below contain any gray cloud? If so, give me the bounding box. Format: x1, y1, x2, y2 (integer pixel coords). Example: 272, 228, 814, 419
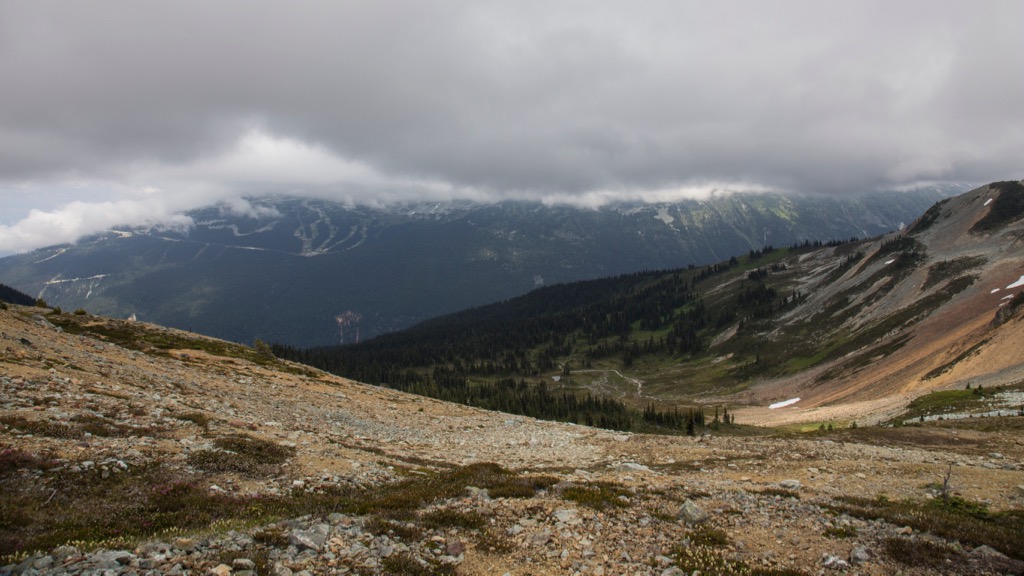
1, 0, 1022, 251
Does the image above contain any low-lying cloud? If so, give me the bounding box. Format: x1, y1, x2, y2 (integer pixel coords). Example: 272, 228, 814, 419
1, 1, 1022, 253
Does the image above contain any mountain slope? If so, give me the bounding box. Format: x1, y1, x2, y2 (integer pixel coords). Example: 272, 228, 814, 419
2, 294, 1023, 574
279, 182, 1024, 427
0, 187, 961, 346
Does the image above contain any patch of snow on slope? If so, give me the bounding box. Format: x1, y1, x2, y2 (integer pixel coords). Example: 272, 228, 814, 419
984, 198, 993, 206
769, 398, 800, 409
1007, 275, 1024, 290
655, 207, 676, 226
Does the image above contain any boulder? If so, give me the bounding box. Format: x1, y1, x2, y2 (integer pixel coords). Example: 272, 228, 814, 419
677, 499, 709, 525
289, 524, 330, 551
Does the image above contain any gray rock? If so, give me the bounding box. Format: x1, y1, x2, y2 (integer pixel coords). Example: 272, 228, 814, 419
677, 499, 709, 525
466, 486, 492, 500
51, 545, 80, 561
233, 558, 256, 570
289, 524, 330, 551
778, 479, 802, 490
850, 546, 871, 565
92, 550, 134, 569
661, 568, 686, 576
530, 529, 553, 547
553, 508, 580, 525
616, 462, 651, 472
822, 554, 850, 570
971, 545, 1009, 560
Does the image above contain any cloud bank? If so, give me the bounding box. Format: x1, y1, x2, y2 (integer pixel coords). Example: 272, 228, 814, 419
1, 1, 1023, 252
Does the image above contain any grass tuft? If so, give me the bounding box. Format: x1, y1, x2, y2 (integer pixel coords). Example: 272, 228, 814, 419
561, 482, 632, 510
187, 435, 295, 475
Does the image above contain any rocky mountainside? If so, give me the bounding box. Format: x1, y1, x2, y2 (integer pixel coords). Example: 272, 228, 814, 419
0, 187, 961, 347
2, 298, 1024, 574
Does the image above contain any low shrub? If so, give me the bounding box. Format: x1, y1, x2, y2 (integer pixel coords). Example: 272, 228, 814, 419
420, 508, 486, 531
561, 482, 631, 510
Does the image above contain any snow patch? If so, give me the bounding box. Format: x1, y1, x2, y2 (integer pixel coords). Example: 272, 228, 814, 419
1007, 275, 1024, 290
769, 398, 800, 409
991, 288, 1001, 294
1002, 294, 1015, 300
654, 207, 676, 226
884, 259, 895, 265
32, 247, 68, 264
44, 274, 110, 285
984, 198, 993, 206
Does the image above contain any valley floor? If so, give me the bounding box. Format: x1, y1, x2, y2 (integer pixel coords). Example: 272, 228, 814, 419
2, 305, 1023, 575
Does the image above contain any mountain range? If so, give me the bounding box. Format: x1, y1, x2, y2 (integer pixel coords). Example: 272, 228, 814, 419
0, 185, 965, 347
277, 181, 1024, 427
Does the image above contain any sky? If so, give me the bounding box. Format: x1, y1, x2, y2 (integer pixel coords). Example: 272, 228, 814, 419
1, 0, 1023, 253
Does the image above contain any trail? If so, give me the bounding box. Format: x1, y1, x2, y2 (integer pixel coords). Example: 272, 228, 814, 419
570, 369, 655, 401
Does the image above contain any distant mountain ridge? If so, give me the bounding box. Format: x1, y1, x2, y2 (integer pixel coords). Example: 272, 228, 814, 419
0, 185, 966, 346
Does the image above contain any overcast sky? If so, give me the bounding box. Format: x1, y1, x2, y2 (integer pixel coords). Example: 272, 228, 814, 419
1, 0, 1022, 253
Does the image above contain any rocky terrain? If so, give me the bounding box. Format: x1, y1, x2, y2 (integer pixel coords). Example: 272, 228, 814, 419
2, 304, 1023, 575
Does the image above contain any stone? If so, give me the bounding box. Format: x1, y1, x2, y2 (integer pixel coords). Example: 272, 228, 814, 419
778, 479, 802, 490
822, 554, 850, 570
290, 524, 330, 551
677, 499, 709, 525
466, 486, 492, 500
51, 545, 80, 561
233, 558, 256, 570
971, 545, 1009, 560
850, 546, 871, 565
553, 508, 580, 525
209, 564, 232, 576
530, 529, 553, 547
616, 462, 651, 473
661, 568, 686, 576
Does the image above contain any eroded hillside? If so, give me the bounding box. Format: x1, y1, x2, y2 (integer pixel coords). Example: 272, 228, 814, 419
729, 181, 1024, 426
